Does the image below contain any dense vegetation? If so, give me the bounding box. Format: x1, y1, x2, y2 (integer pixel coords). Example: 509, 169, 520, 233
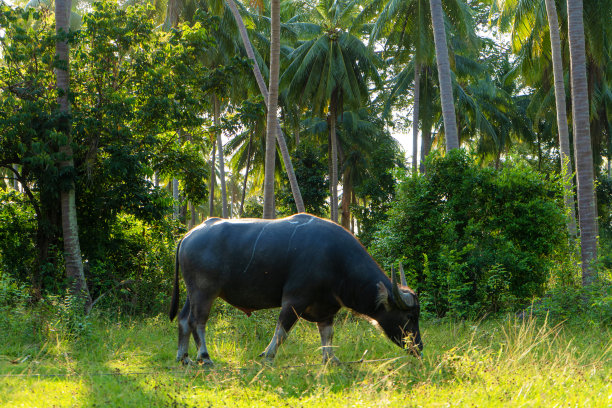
0, 0, 611, 405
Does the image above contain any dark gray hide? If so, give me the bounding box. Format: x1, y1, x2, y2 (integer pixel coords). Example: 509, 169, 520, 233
169, 213, 422, 365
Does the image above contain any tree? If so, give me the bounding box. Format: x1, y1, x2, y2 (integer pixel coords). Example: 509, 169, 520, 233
492, 0, 578, 235
55, 0, 92, 310
225, 0, 305, 213
281, 0, 380, 223
263, 0, 281, 218
567, 0, 598, 284
213, 94, 229, 218
429, 0, 459, 151
361, 0, 436, 171
0, 2, 211, 304
544, 0, 577, 236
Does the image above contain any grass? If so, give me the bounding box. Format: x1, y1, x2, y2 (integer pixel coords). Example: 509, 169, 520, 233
0, 302, 610, 407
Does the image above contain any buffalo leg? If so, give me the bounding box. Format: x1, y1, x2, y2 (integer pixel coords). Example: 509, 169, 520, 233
176, 298, 202, 365
189, 290, 215, 365
176, 299, 192, 364
259, 304, 301, 361
317, 319, 340, 364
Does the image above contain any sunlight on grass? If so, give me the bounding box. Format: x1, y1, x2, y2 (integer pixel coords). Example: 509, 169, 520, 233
0, 309, 610, 407
0, 377, 87, 408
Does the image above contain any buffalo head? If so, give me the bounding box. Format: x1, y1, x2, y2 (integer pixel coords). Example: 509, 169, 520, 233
375, 265, 422, 354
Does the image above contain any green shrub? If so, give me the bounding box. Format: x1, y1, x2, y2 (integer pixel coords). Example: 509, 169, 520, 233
528, 274, 612, 326
372, 150, 567, 318
0, 273, 45, 348
85, 213, 176, 316
0, 189, 38, 286
277, 140, 329, 217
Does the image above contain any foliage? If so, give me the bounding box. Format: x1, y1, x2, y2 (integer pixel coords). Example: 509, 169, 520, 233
277, 140, 329, 217
0, 189, 38, 287
0, 273, 36, 344
0, 2, 223, 299
371, 150, 568, 318
85, 214, 177, 316
597, 174, 612, 233
241, 198, 264, 218
527, 275, 612, 327
352, 129, 403, 247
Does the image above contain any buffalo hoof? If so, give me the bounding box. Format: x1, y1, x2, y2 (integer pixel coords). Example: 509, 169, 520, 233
196, 354, 214, 366
177, 354, 194, 366
197, 358, 213, 366
180, 356, 195, 366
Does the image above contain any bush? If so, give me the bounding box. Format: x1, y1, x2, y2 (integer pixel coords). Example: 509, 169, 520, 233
277, 140, 329, 217
371, 150, 567, 318
0, 189, 38, 287
0, 185, 178, 315
85, 214, 177, 316
527, 274, 612, 327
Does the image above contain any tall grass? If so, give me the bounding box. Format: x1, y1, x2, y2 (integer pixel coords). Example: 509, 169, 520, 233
0, 304, 610, 407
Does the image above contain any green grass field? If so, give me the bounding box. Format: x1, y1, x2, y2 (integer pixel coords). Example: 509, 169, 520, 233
0, 304, 610, 407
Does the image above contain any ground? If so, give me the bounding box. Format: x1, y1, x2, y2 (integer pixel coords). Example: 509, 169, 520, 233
0, 303, 610, 407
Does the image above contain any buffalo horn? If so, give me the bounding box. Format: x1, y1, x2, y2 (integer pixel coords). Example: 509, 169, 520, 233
399, 263, 408, 287
391, 266, 415, 310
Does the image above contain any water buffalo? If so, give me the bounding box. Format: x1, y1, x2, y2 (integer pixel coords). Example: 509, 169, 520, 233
169, 213, 422, 365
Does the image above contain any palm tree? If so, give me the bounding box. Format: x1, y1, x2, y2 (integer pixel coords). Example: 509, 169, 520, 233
411, 63, 421, 171
361, 0, 435, 171
337, 109, 379, 228
161, 0, 304, 215
213, 94, 229, 218
163, 0, 181, 30
567, 0, 598, 285
544, 0, 577, 236
493, 0, 578, 236
55, 0, 91, 310
161, 0, 186, 220
226, 109, 285, 211
364, 0, 474, 166
429, 0, 459, 151
226, 0, 305, 214
281, 0, 380, 222
263, 0, 280, 218
208, 135, 217, 216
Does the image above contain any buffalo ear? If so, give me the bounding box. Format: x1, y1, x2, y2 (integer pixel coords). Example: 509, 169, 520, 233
376, 282, 392, 311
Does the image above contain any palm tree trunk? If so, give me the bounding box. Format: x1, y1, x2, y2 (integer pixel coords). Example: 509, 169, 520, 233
329, 92, 339, 223
412, 63, 421, 172
545, 0, 577, 237
341, 167, 351, 229
173, 128, 183, 220
208, 138, 216, 217
429, 0, 459, 151
213, 94, 228, 218
263, 0, 280, 219
12, 164, 19, 191
567, 0, 598, 285
239, 131, 254, 218
189, 202, 198, 228
225, 0, 304, 213
163, 0, 181, 30
351, 189, 356, 234
55, 0, 91, 311
419, 127, 432, 173
185, 131, 198, 227
608, 120, 611, 177
172, 178, 179, 219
